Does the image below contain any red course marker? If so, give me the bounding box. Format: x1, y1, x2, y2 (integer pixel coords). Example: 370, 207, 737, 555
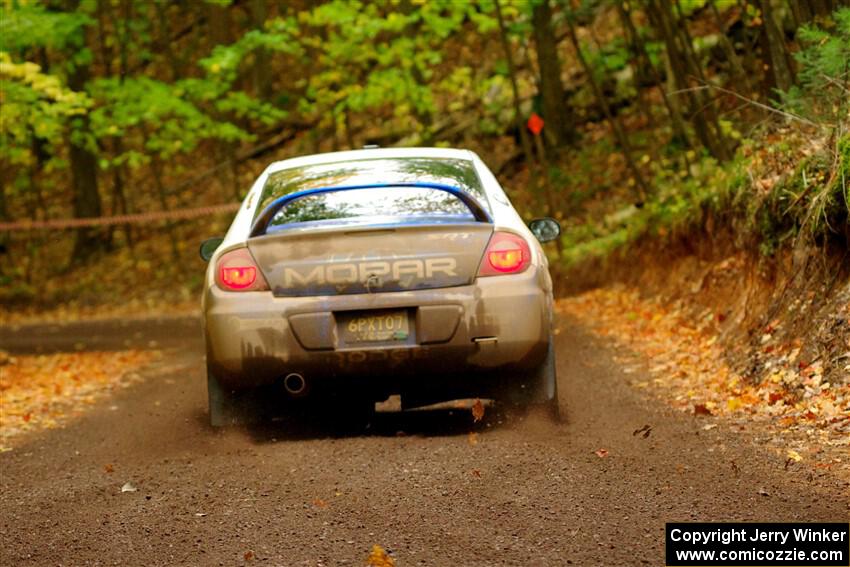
527, 113, 544, 136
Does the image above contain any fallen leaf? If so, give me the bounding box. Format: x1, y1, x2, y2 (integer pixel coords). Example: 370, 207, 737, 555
0, 349, 156, 448
557, 286, 850, 491
786, 449, 802, 462
471, 469, 481, 478
632, 424, 651, 437
757, 488, 770, 497
471, 399, 485, 423
693, 404, 712, 416
121, 482, 137, 493
244, 550, 255, 562
104, 463, 114, 473
312, 498, 327, 508
467, 431, 479, 446
366, 545, 395, 567
594, 448, 609, 458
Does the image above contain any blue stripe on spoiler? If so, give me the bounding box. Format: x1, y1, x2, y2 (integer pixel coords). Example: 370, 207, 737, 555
249, 182, 493, 238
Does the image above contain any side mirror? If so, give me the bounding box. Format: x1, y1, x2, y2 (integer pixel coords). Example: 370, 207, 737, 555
528, 218, 561, 243
199, 237, 224, 262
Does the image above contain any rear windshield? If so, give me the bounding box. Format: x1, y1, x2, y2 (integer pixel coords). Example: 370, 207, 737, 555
256, 157, 488, 230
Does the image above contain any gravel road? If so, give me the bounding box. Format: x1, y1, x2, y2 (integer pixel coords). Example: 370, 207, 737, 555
1, 317, 847, 566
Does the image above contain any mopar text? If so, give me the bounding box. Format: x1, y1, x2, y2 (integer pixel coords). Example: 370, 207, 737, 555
283, 258, 458, 288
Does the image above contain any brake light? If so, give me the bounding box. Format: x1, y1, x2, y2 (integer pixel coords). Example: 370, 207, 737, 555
222, 266, 256, 289
215, 248, 269, 291
478, 231, 532, 276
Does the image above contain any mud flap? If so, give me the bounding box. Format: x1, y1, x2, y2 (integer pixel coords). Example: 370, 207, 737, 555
503, 340, 560, 420
208, 372, 267, 427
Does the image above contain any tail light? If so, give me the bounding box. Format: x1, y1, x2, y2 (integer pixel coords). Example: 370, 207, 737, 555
215, 248, 269, 292
477, 231, 532, 276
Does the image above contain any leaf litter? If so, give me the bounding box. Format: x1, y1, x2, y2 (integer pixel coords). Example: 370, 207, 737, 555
0, 349, 158, 449
366, 545, 395, 567
471, 398, 485, 422
558, 287, 849, 478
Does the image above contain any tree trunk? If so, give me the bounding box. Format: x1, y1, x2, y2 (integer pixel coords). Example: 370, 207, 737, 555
206, 0, 232, 45
646, 0, 731, 161
250, 0, 272, 100
494, 0, 536, 176
759, 0, 795, 94
149, 155, 181, 263
616, 1, 692, 155
66, 56, 106, 259
565, 15, 649, 202
737, 0, 761, 87
0, 163, 9, 254
0, 173, 7, 222
97, 0, 133, 247
68, 133, 105, 259
591, 21, 656, 131
672, 0, 732, 160
708, 0, 752, 94
531, 0, 575, 147
155, 2, 185, 80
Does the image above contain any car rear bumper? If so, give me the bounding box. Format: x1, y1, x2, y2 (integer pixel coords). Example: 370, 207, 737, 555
203, 268, 552, 393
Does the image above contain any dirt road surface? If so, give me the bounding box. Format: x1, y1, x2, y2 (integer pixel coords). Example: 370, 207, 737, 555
1, 317, 847, 566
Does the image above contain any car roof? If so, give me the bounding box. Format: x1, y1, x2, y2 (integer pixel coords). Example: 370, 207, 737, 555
263, 147, 477, 176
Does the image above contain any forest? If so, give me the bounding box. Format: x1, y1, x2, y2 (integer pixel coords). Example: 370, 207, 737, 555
0, 0, 848, 312
1, 4, 849, 560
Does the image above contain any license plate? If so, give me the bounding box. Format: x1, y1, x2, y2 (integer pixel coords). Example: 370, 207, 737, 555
339, 310, 409, 343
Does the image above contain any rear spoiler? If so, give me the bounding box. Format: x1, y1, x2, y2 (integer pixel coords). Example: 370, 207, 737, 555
249, 182, 493, 238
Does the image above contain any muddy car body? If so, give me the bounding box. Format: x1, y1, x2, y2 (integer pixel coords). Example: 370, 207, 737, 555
201, 148, 561, 425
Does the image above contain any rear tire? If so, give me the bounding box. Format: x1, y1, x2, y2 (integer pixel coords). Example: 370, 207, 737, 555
327, 396, 374, 434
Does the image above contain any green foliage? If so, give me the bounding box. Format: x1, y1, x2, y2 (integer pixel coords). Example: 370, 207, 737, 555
584, 38, 630, 75
0, 52, 91, 167
560, 5, 850, 268
778, 9, 850, 243
798, 134, 850, 240
783, 8, 850, 125
0, 2, 91, 52
202, 18, 301, 83
0, 0, 287, 180
558, 150, 747, 267
89, 77, 252, 165
294, 0, 474, 131
2, 0, 847, 306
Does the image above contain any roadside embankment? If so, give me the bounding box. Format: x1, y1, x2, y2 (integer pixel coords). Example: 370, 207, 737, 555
557, 240, 849, 480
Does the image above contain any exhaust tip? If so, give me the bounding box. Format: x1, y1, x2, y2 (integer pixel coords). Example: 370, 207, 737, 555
283, 373, 307, 396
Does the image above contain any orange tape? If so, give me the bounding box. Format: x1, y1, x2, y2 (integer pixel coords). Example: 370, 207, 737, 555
0, 202, 241, 231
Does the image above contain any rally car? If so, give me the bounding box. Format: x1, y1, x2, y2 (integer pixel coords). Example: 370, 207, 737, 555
200, 147, 562, 426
